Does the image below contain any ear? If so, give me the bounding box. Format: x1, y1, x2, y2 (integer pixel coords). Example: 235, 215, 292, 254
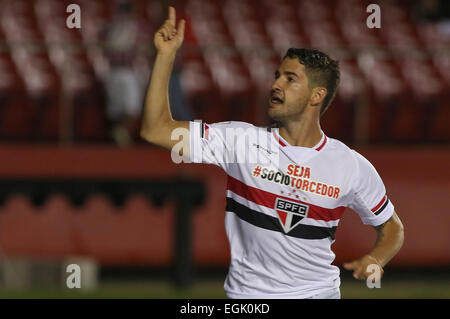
310, 87, 327, 107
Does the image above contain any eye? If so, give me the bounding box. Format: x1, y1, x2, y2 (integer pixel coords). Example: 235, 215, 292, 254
288, 77, 294, 82
274, 71, 280, 79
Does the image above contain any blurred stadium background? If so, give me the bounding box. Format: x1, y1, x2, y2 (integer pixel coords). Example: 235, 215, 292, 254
0, 0, 449, 298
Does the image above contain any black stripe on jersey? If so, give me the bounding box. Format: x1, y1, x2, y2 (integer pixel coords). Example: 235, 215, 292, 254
226, 197, 337, 240
200, 123, 204, 138
374, 198, 389, 216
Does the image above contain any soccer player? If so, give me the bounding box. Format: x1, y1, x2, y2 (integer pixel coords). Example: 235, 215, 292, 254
141, 7, 405, 299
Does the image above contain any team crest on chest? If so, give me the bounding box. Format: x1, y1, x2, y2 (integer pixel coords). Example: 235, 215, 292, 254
274, 197, 309, 233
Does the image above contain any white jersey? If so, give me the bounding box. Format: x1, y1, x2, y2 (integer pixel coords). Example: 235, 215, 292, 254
189, 121, 394, 299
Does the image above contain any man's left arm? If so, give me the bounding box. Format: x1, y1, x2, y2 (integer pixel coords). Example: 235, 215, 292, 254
343, 211, 404, 280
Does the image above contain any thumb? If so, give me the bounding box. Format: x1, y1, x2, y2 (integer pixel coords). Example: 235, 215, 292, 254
343, 261, 357, 270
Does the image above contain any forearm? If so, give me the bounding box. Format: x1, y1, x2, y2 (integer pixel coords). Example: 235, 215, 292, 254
368, 212, 404, 267
141, 52, 177, 139
141, 6, 188, 151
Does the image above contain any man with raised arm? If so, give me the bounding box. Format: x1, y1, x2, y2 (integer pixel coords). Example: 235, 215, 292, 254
141, 7, 404, 299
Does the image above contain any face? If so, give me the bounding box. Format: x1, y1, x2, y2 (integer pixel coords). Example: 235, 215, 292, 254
268, 57, 313, 122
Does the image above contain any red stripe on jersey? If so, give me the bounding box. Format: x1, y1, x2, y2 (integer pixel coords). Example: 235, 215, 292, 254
205, 124, 209, 140
315, 135, 327, 151
273, 131, 286, 147
371, 195, 387, 213
227, 175, 345, 222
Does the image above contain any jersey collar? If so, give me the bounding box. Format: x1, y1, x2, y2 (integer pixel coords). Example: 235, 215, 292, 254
273, 129, 327, 151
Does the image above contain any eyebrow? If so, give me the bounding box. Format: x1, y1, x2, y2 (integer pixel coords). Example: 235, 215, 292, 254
275, 70, 300, 78
284, 71, 299, 78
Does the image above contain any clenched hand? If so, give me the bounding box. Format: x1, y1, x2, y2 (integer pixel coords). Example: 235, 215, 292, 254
154, 6, 186, 54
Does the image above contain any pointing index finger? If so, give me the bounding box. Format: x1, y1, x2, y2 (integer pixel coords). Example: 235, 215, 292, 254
168, 6, 176, 26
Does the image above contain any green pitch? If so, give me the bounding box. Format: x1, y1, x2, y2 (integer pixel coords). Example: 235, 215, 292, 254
0, 276, 449, 299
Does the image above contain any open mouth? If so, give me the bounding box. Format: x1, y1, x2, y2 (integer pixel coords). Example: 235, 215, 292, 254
270, 95, 284, 106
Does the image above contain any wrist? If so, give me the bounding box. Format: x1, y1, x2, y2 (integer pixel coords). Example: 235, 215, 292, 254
366, 254, 384, 267
156, 50, 177, 60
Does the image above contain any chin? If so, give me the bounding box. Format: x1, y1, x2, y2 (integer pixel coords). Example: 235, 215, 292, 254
267, 106, 286, 121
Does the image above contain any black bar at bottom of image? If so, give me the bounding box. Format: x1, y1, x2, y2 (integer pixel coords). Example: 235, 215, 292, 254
0, 299, 445, 317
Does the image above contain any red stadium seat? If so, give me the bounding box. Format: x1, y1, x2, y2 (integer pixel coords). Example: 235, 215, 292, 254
432, 54, 450, 89
322, 58, 367, 142
393, 57, 445, 142
9, 48, 62, 140
0, 53, 30, 139
357, 52, 408, 142
222, 0, 271, 50
180, 57, 219, 121
338, 18, 383, 49
242, 51, 279, 93
202, 51, 255, 122
297, 0, 333, 23
399, 57, 444, 100
265, 17, 309, 55
417, 22, 450, 50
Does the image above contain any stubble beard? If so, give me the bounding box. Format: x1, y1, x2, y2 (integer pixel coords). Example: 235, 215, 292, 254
267, 99, 309, 125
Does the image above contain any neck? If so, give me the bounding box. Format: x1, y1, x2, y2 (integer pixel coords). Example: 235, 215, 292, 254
277, 113, 323, 148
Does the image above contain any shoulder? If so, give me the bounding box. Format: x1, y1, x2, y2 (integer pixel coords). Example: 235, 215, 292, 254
207, 121, 269, 136
208, 121, 256, 129
192, 120, 256, 136
195, 121, 265, 142
349, 148, 377, 173
324, 137, 358, 161
324, 137, 378, 174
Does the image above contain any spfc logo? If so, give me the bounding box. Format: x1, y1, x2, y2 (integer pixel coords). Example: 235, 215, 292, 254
275, 198, 309, 233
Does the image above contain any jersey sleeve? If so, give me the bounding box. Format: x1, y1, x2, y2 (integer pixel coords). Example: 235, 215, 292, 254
348, 151, 395, 226
189, 121, 240, 170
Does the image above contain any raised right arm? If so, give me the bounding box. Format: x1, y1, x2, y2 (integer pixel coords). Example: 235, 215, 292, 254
140, 6, 190, 153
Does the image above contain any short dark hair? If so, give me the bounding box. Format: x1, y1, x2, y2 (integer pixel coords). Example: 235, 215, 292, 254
283, 48, 340, 116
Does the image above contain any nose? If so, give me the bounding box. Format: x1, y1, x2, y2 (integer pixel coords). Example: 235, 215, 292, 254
271, 78, 283, 92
